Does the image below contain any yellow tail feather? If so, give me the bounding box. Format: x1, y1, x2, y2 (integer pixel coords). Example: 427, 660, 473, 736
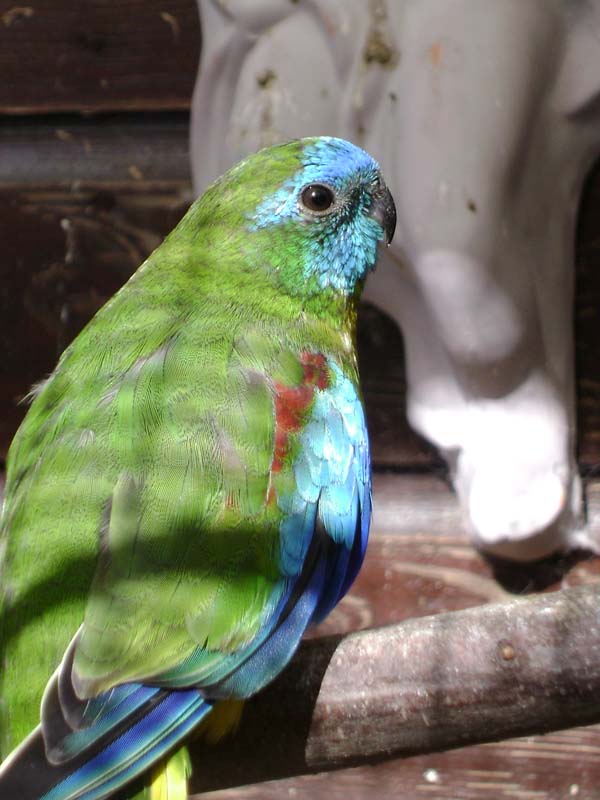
139, 700, 244, 800
148, 747, 192, 800
194, 698, 245, 745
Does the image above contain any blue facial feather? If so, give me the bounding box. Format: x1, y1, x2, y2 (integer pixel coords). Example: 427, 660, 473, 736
249, 138, 385, 293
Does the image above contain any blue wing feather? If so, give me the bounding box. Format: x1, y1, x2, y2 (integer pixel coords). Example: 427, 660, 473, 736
274, 358, 371, 627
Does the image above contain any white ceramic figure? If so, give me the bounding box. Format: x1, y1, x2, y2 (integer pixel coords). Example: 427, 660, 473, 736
191, 0, 600, 560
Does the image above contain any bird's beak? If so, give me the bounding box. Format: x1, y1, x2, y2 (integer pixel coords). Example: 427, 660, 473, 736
369, 184, 397, 245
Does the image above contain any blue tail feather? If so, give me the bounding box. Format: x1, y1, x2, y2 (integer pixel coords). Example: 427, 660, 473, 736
40, 691, 212, 800
47, 684, 162, 764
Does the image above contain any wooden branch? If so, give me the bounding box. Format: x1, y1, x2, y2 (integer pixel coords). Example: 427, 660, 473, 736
189, 584, 600, 794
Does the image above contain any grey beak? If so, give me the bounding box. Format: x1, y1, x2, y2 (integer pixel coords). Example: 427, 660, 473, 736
370, 184, 397, 245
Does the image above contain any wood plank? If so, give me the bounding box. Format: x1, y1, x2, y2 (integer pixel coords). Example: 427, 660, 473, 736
0, 1, 200, 114
197, 727, 600, 800
0, 114, 191, 186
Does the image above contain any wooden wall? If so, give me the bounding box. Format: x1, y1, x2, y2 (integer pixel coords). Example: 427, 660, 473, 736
0, 1, 199, 113
1, 4, 600, 798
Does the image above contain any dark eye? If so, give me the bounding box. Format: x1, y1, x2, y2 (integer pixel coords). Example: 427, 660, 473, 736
300, 184, 335, 213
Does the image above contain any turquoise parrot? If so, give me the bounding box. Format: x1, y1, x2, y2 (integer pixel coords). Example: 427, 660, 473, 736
0, 137, 396, 799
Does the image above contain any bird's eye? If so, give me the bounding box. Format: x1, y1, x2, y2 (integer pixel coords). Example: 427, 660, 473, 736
300, 184, 335, 213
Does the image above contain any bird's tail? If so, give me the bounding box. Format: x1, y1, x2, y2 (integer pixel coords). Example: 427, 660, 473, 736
0, 690, 212, 800
146, 748, 191, 800
116, 747, 191, 800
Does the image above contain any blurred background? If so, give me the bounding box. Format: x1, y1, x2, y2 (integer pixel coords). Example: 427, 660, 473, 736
1, 2, 600, 797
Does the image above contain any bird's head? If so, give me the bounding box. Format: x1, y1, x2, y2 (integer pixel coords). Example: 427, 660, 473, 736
193, 137, 396, 302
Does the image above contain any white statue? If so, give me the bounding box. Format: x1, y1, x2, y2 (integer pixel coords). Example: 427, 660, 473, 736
191, 0, 600, 560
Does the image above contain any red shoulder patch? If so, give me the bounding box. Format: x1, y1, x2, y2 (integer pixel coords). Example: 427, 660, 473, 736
269, 353, 330, 485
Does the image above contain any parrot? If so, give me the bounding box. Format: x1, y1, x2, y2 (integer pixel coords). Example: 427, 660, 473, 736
0, 136, 396, 800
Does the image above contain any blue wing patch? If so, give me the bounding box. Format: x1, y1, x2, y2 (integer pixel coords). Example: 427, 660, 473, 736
279, 360, 371, 623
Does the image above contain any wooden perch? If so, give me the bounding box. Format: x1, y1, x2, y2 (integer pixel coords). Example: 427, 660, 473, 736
189, 584, 600, 794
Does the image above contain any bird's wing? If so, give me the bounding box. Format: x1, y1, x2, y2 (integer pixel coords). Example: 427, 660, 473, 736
69, 324, 370, 698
